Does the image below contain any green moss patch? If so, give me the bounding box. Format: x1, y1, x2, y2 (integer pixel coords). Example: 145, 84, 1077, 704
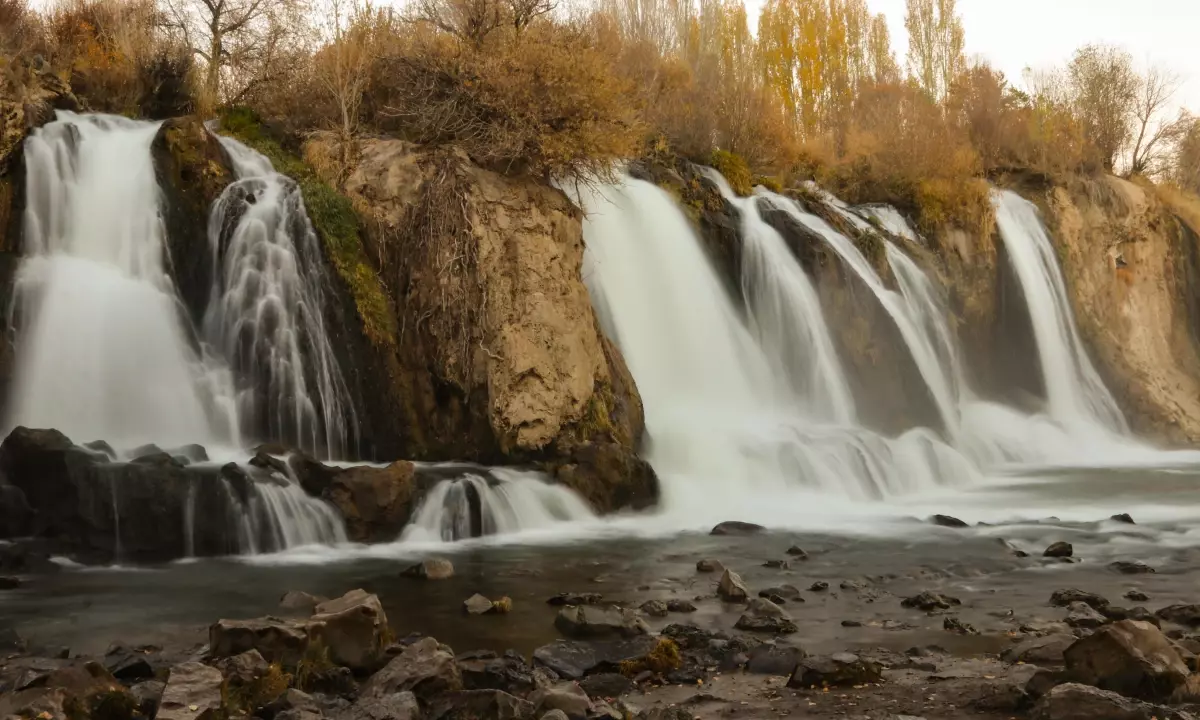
218, 108, 397, 350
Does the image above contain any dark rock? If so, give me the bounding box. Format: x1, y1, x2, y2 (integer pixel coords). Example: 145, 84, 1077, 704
762, 559, 789, 569
1050, 588, 1109, 609
665, 600, 696, 613
1066, 601, 1109, 629
401, 558, 454, 580
104, 644, 155, 682
1031, 682, 1189, 720
270, 689, 323, 720
427, 689, 532, 720
159, 662, 224, 720
458, 652, 534, 695
215, 649, 268, 687
717, 569, 748, 602
280, 590, 328, 615
547, 592, 604, 606
1002, 634, 1077, 666
0, 484, 34, 537
944, 616, 979, 635
787, 653, 882, 688
901, 591, 961, 611
555, 606, 649, 639
1110, 514, 1136, 524
785, 545, 808, 558
759, 585, 802, 601
531, 637, 658, 680
1158, 605, 1200, 627
695, 559, 722, 573
639, 600, 668, 618
1063, 620, 1189, 700
167, 444, 209, 463
841, 620, 862, 628
209, 617, 311, 667
0, 575, 19, 589
83, 440, 116, 458
735, 598, 797, 634
129, 444, 166, 460
361, 637, 462, 702
337, 691, 420, 720
930, 515, 968, 528
130, 680, 165, 717
710, 521, 764, 536
1110, 561, 1155, 575
745, 644, 805, 675
809, 581, 829, 592
1044, 542, 1074, 558
578, 672, 632, 699
1126, 590, 1150, 602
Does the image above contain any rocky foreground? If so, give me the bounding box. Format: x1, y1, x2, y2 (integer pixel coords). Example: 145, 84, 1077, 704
7, 531, 1200, 720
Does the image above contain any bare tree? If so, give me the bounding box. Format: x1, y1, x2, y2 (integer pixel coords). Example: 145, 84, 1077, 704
1169, 117, 1200, 192
414, 0, 503, 47
1065, 44, 1138, 171
1128, 65, 1190, 176
315, 0, 378, 151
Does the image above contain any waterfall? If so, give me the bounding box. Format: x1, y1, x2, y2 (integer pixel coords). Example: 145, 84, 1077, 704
205, 136, 357, 459
401, 467, 595, 542
992, 190, 1128, 435
578, 177, 978, 520
9, 112, 235, 449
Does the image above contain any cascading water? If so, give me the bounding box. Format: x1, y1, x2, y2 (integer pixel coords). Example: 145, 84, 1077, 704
206, 136, 357, 459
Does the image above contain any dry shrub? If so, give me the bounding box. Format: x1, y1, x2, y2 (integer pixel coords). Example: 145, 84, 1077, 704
824, 81, 990, 235
371, 17, 641, 183
0, 0, 43, 56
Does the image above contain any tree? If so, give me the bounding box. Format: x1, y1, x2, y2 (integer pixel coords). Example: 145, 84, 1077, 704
1065, 44, 1138, 171
904, 0, 963, 101
866, 12, 899, 84
1169, 118, 1200, 192
1128, 64, 1189, 176
315, 0, 382, 153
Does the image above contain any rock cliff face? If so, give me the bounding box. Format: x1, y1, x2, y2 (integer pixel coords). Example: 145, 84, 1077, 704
315, 137, 655, 511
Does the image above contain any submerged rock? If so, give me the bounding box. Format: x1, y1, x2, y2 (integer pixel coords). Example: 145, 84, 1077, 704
695, 559, 723, 573
735, 598, 797, 634
639, 600, 668, 618
1044, 542, 1074, 558
710, 521, 765, 536
1110, 561, 1155, 575
1002, 634, 1077, 666
746, 643, 805, 675
788, 653, 882, 688
665, 600, 696, 613
901, 591, 961, 611
547, 592, 604, 606
930, 514, 968, 528
554, 606, 649, 639
1157, 605, 1200, 627
531, 637, 658, 680
401, 558, 455, 580
1050, 589, 1109, 609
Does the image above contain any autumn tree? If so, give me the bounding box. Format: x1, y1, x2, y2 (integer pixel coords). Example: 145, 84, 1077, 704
315, 0, 386, 158
904, 0, 964, 101
1128, 65, 1190, 176
1064, 43, 1137, 171
1169, 118, 1200, 192
866, 12, 899, 84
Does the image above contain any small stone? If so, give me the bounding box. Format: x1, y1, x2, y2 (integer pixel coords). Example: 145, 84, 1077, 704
762, 559, 789, 569
930, 514, 968, 528
578, 672, 633, 699
695, 559, 723, 573
546, 592, 603, 606
1044, 542, 1073, 558
710, 521, 765, 536
1002, 634, 1077, 666
1065, 602, 1108, 629
785, 546, 808, 558
1109, 560, 1155, 575
943, 616, 978, 635
401, 558, 454, 580
735, 598, 797, 634
639, 600, 669, 618
745, 644, 805, 675
901, 591, 961, 611
841, 620, 862, 627
1050, 588, 1109, 609
788, 653, 881, 688
1110, 513, 1135, 524
1125, 590, 1150, 602
464, 594, 494, 615
809, 581, 829, 592
665, 600, 696, 613
717, 569, 748, 602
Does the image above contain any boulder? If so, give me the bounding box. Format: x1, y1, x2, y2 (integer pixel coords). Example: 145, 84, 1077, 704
130, 680, 165, 717
759, 585, 803, 601
1066, 601, 1109, 629
809, 581, 829, 592
787, 653, 882, 688
1063, 620, 1189, 700
361, 637, 462, 701
1051, 589, 1110, 609
0, 688, 70, 720
710, 521, 765, 536
402, 558, 455, 580
579, 672, 633, 698
158, 662, 225, 720
666, 600, 696, 613
103, 644, 156, 682
426, 689, 534, 720
1044, 542, 1074, 558
323, 462, 418, 544
1003, 634, 1078, 666
786, 545, 808, 557
639, 600, 668, 618
280, 591, 329, 615
735, 598, 798, 634
717, 569, 748, 602
695, 559, 723, 573
1031, 682, 1191, 720
1157, 605, 1200, 627
272, 689, 324, 720
745, 644, 805, 675
530, 682, 591, 719
1110, 561, 1155, 575
901, 591, 961, 611
310, 589, 389, 671
215, 649, 268, 686
208, 618, 311, 667
554, 606, 649, 639
458, 651, 534, 694
930, 514, 968, 528
1126, 590, 1150, 602
336, 691, 420, 720
532, 637, 658, 680
1111, 514, 1136, 524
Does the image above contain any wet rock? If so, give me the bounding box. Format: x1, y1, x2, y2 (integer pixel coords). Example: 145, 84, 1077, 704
361, 637, 462, 702
944, 616, 979, 635
216, 649, 268, 686
159, 662, 225, 720
735, 598, 798, 634
103, 644, 155, 682
1044, 542, 1074, 558
311, 589, 389, 671
695, 559, 722, 573
930, 514, 968, 528
337, 691, 420, 720
84, 440, 116, 458
130, 680, 165, 717
762, 585, 802, 601
1031, 682, 1189, 720
710, 521, 764, 536
555, 606, 649, 639
1051, 588, 1109, 609
547, 592, 604, 606
1064, 620, 1189, 700
209, 617, 311, 667
1158, 605, 1200, 627
1103, 606, 1160, 627
0, 575, 20, 590
579, 672, 633, 698
639, 600, 668, 618
1111, 514, 1136, 524
1066, 601, 1109, 629
458, 651, 534, 695
532, 637, 658, 679
745, 643, 805, 675
762, 559, 789, 569
901, 591, 961, 611
168, 444, 209, 463
786, 545, 808, 558
401, 558, 454, 580
427, 689, 533, 720
465, 594, 496, 615
665, 600, 696, 613
530, 682, 591, 719
841, 619, 862, 627
809, 581, 829, 592
717, 569, 748, 602
1110, 561, 1155, 575
1003, 634, 1077, 666
1126, 590, 1150, 602
787, 653, 882, 688
280, 591, 328, 615
271, 689, 323, 720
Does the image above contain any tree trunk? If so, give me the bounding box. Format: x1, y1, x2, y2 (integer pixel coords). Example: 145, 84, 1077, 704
206, 31, 222, 104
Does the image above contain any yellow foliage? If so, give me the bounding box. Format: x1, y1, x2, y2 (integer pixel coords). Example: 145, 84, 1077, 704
619, 637, 681, 676
711, 149, 752, 196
